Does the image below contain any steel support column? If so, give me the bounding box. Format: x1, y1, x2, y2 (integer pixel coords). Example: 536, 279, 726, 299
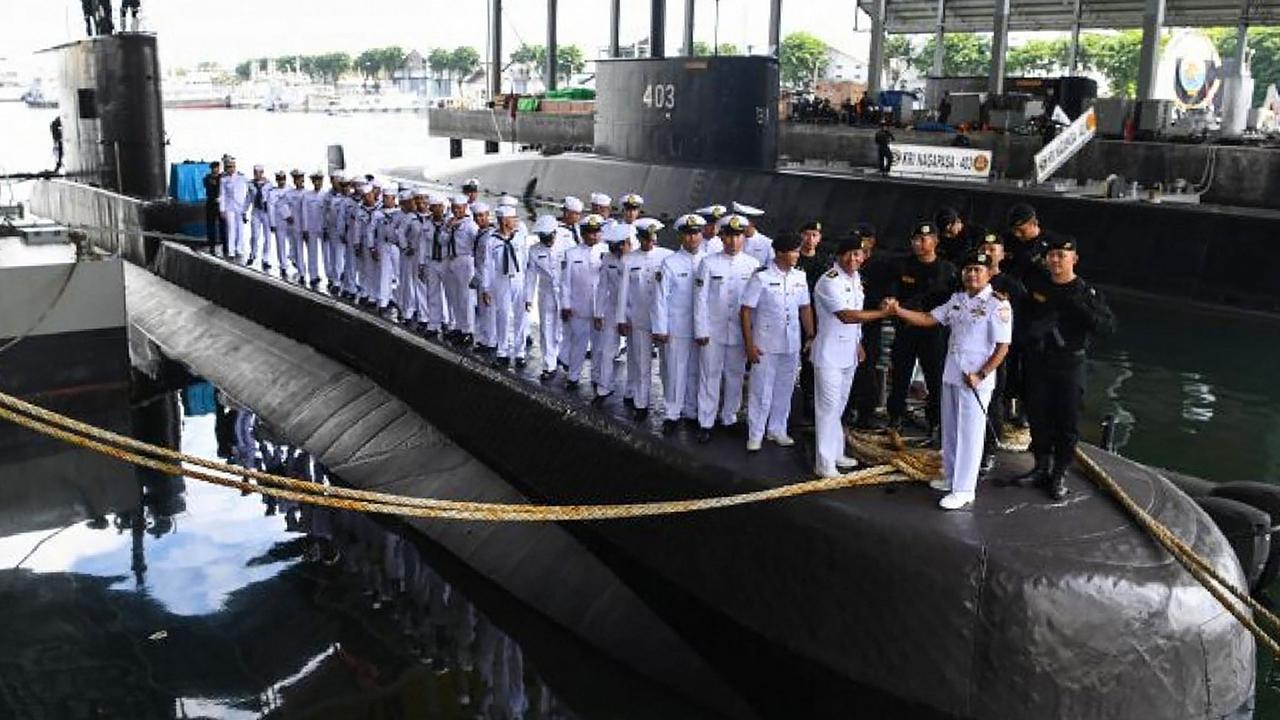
652, 0, 666, 58
867, 0, 887, 95
547, 0, 558, 90
768, 0, 783, 56
490, 0, 502, 101
988, 0, 1010, 94
1135, 0, 1165, 100
683, 0, 695, 55
1067, 0, 1083, 73
610, 0, 622, 58
932, 0, 946, 76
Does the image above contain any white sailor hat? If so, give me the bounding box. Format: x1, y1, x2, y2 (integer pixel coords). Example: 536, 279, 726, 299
498, 194, 519, 207
427, 193, 446, 205
635, 217, 664, 235
495, 205, 517, 219
621, 193, 644, 208
731, 201, 764, 217
675, 213, 706, 232
695, 204, 727, 220
252, 164, 264, 172
309, 169, 325, 179
717, 214, 750, 233
590, 192, 612, 207
331, 170, 346, 180
412, 188, 431, 198
398, 190, 414, 201
358, 183, 374, 194
450, 193, 469, 206
382, 183, 399, 195
290, 168, 304, 177
274, 169, 286, 178
462, 177, 480, 191
562, 195, 584, 212
223, 154, 236, 164
532, 214, 559, 235
603, 223, 634, 245
471, 202, 491, 215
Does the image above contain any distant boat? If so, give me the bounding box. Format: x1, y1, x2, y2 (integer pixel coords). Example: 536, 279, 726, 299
21, 84, 57, 109
161, 74, 232, 110
0, 58, 26, 102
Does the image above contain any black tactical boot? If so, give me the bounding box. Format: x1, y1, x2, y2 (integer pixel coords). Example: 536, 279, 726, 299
1010, 454, 1051, 487
1048, 468, 1069, 501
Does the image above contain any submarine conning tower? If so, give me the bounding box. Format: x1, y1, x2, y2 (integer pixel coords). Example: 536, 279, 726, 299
594, 56, 779, 172
52, 33, 167, 200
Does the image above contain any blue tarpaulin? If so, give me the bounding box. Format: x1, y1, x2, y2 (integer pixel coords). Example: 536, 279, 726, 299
170, 161, 211, 203
182, 381, 217, 416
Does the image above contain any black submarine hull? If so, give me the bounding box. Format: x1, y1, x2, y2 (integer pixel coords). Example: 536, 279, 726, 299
393, 151, 1280, 315
141, 239, 1252, 719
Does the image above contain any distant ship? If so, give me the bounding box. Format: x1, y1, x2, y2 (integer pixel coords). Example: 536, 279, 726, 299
161, 73, 231, 110
0, 58, 27, 102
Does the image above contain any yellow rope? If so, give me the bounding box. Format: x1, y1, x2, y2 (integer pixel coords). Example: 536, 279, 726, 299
0, 396, 914, 522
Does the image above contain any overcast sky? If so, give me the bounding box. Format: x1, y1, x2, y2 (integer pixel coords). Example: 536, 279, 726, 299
1, 0, 873, 72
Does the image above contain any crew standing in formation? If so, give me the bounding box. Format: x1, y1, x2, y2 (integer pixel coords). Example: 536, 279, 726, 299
199, 161, 1113, 510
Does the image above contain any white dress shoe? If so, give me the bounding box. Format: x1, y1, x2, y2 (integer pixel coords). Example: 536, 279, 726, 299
929, 479, 951, 492
767, 433, 796, 447
746, 438, 763, 452
939, 492, 975, 510
815, 465, 840, 479
836, 455, 859, 469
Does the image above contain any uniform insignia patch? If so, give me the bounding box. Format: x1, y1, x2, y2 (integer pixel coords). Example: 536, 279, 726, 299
901, 276, 916, 284
695, 278, 704, 286
997, 305, 1012, 323
1032, 292, 1047, 302
825, 270, 838, 278
654, 271, 663, 281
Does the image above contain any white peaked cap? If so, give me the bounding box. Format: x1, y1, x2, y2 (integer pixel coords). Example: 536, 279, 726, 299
562, 195, 584, 212
717, 214, 750, 231
603, 223, 634, 244
635, 217, 664, 233
532, 214, 560, 234
676, 213, 707, 230
695, 204, 727, 217
621, 193, 644, 207
731, 201, 765, 216
252, 164, 264, 172
495, 205, 517, 218
590, 192, 612, 206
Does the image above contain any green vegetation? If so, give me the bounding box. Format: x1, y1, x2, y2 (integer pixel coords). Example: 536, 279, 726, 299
780, 32, 831, 89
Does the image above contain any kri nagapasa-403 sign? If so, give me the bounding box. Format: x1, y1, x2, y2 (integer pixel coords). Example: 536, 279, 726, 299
1033, 107, 1097, 184
888, 144, 993, 180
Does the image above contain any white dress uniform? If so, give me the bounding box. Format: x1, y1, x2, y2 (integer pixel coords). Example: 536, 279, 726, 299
651, 246, 705, 422
266, 184, 291, 270
444, 214, 479, 337
617, 245, 673, 410
387, 208, 416, 320
473, 225, 498, 347
693, 250, 761, 428
345, 200, 373, 297
559, 242, 606, 382
218, 171, 250, 258
481, 229, 530, 361
247, 178, 272, 263
812, 264, 864, 475
741, 262, 810, 445
929, 285, 1013, 499
300, 189, 327, 283
323, 189, 348, 287
418, 212, 450, 332
368, 206, 393, 308
592, 249, 628, 396
281, 186, 306, 272
525, 238, 565, 373
743, 230, 775, 266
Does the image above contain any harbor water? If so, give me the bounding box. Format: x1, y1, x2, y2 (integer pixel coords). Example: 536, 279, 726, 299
2, 101, 1280, 717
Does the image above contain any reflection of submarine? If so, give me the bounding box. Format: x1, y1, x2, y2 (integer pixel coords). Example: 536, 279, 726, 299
28, 33, 1259, 719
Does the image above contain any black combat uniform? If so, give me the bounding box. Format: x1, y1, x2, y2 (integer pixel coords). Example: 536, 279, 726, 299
203, 167, 223, 253
874, 126, 895, 174
796, 234, 834, 418
983, 269, 1028, 466
849, 233, 894, 426
936, 213, 986, 266
1021, 238, 1115, 500
887, 234, 958, 431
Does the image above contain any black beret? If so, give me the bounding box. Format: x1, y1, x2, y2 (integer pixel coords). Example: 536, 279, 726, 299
799, 220, 823, 233
772, 233, 801, 253
962, 249, 994, 268
854, 222, 876, 238
1046, 234, 1076, 251
935, 206, 960, 226
836, 236, 864, 255
1007, 202, 1037, 228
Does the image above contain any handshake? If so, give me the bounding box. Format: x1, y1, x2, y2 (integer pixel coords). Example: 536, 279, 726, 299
880, 297, 902, 315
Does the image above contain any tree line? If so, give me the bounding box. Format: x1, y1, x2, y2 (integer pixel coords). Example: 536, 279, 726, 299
233, 45, 483, 86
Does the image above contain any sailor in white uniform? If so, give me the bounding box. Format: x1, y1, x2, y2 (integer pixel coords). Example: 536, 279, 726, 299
695, 204, 727, 255
299, 170, 328, 288
740, 233, 814, 451
265, 170, 291, 274
559, 196, 584, 246
558, 214, 607, 389
617, 218, 671, 419
462, 177, 480, 207
652, 214, 707, 433
372, 184, 402, 316
346, 183, 376, 299
524, 215, 565, 379
322, 171, 348, 293
592, 222, 632, 400
444, 194, 479, 344
481, 205, 530, 367
589, 192, 613, 225
400, 189, 432, 326
470, 203, 498, 351
218, 156, 250, 261
281, 169, 307, 277
887, 249, 1012, 509
811, 237, 893, 478
417, 194, 450, 336
692, 214, 760, 442
734, 201, 774, 266
246, 165, 271, 267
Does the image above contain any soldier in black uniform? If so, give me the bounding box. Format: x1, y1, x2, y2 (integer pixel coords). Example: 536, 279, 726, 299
849, 222, 893, 427
795, 220, 833, 419
935, 206, 985, 265
202, 161, 223, 254
885, 221, 958, 435
1000, 202, 1062, 424
1018, 235, 1115, 500
978, 233, 1026, 472
874, 122, 895, 174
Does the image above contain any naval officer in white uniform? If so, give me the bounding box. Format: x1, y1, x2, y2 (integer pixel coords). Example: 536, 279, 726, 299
887, 248, 1012, 509
617, 218, 672, 419
811, 236, 892, 478
652, 214, 707, 434
218, 156, 250, 261
740, 233, 814, 451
